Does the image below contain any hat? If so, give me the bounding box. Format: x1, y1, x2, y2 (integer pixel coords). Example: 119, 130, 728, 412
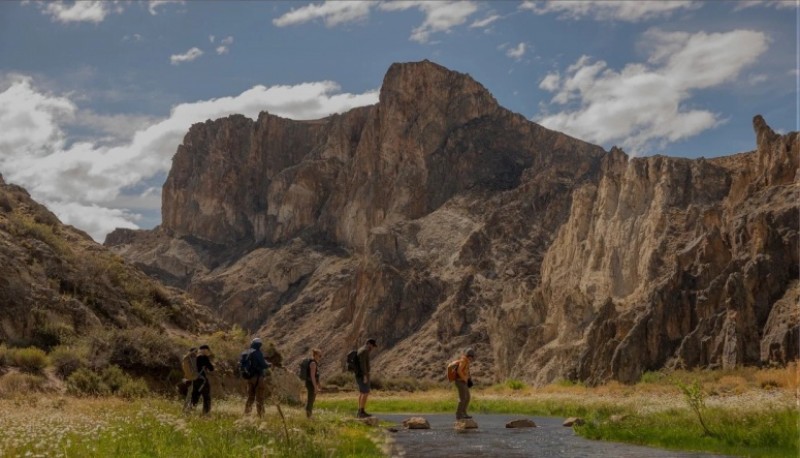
366, 338, 377, 346
252, 338, 262, 344
465, 348, 476, 357
199, 344, 210, 350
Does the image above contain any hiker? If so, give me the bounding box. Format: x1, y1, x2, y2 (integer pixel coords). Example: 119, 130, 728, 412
243, 338, 271, 417
355, 338, 377, 418
189, 344, 214, 415
303, 348, 323, 418
455, 347, 476, 420
178, 347, 199, 410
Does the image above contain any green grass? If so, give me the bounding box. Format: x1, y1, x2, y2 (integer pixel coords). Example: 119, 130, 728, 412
578, 407, 799, 458
317, 390, 798, 458
0, 397, 384, 458
316, 391, 621, 419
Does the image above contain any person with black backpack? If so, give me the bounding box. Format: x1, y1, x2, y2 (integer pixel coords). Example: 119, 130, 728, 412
189, 344, 214, 415
241, 338, 271, 417
299, 348, 322, 418
355, 338, 376, 418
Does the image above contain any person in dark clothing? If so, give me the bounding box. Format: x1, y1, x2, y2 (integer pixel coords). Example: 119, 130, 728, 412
244, 338, 271, 417
355, 338, 377, 418
305, 348, 323, 418
190, 344, 215, 415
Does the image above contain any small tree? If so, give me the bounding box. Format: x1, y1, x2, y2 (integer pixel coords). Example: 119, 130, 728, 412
677, 380, 715, 437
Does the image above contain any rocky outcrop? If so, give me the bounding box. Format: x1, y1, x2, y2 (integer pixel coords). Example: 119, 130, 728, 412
0, 177, 219, 349
107, 60, 799, 386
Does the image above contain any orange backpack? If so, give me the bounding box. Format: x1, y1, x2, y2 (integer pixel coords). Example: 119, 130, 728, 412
446, 360, 459, 382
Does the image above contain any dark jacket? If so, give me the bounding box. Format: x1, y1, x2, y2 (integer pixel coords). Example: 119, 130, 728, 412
356, 345, 371, 377
249, 341, 270, 377
196, 354, 214, 379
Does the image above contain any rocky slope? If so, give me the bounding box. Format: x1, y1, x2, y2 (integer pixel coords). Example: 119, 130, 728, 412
107, 60, 799, 385
0, 174, 220, 351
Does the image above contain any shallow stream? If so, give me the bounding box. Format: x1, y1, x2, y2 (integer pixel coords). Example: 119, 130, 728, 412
380, 414, 732, 458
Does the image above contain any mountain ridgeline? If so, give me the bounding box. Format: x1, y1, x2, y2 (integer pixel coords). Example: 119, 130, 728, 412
106, 60, 799, 385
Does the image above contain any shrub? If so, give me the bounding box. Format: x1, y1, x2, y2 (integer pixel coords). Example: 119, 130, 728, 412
9, 347, 49, 373
326, 372, 355, 388
0, 372, 47, 396
118, 378, 149, 399
101, 365, 129, 393
639, 371, 666, 384
66, 368, 110, 396
0, 344, 9, 366
49, 345, 87, 378
505, 379, 527, 390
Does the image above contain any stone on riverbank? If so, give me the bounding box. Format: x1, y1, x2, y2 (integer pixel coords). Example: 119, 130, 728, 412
563, 417, 585, 427
506, 419, 536, 428
454, 419, 478, 431
403, 417, 431, 429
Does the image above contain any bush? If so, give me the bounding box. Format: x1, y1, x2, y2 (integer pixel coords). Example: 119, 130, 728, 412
506, 379, 527, 390
639, 371, 666, 384
0, 372, 47, 396
66, 368, 110, 396
9, 347, 49, 373
49, 346, 87, 378
326, 372, 355, 388
101, 365, 128, 392
0, 344, 9, 366
118, 378, 149, 399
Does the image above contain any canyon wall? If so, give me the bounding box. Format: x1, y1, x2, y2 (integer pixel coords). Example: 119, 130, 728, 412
107, 61, 799, 385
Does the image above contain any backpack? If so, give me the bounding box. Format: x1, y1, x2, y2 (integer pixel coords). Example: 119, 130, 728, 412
298, 358, 313, 382
346, 350, 359, 373
181, 353, 198, 380
446, 360, 459, 382
238, 349, 256, 379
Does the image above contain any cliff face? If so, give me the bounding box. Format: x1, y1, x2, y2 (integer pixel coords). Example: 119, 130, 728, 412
0, 174, 219, 349
107, 61, 799, 385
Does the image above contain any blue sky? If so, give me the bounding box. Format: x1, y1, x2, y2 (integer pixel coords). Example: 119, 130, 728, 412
0, 0, 796, 241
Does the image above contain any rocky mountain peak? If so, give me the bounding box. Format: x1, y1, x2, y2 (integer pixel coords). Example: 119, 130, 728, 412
108, 61, 798, 386
379, 60, 499, 125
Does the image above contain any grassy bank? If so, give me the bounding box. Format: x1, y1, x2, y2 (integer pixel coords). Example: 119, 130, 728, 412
0, 396, 384, 457
0, 364, 796, 457
317, 367, 798, 458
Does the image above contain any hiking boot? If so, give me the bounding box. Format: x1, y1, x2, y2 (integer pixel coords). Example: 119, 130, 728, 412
357, 411, 369, 418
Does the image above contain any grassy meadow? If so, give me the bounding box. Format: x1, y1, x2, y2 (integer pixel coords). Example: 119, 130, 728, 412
0, 349, 797, 458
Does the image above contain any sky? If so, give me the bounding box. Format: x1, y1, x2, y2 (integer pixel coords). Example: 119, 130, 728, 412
0, 0, 797, 242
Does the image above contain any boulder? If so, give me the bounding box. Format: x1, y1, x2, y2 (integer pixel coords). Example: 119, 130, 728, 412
563, 417, 585, 427
402, 417, 431, 429
454, 418, 478, 430
505, 419, 536, 428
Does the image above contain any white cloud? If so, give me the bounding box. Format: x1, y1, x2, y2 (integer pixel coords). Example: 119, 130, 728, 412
273, 1, 479, 43
747, 74, 768, 85
0, 77, 378, 241
216, 36, 234, 54
469, 14, 500, 28
273, 1, 376, 27
520, 0, 699, 22
123, 33, 143, 42
539, 72, 560, 91
39, 1, 112, 24
379, 1, 479, 43
148, 0, 184, 15
170, 47, 203, 65
209, 35, 215, 43
733, 0, 797, 11
506, 42, 527, 61
536, 29, 768, 154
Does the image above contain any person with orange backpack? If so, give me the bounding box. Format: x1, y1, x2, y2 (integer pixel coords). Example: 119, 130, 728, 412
178, 347, 199, 412
449, 348, 475, 420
